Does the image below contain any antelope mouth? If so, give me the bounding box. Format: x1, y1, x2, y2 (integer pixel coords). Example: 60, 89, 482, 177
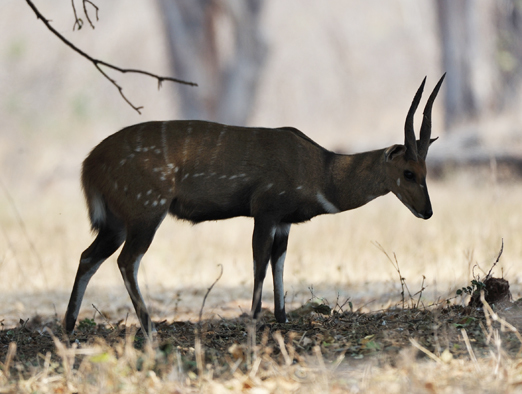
404, 203, 427, 219
395, 193, 432, 219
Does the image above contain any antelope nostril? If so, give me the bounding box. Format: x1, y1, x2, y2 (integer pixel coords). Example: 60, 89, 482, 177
424, 208, 433, 219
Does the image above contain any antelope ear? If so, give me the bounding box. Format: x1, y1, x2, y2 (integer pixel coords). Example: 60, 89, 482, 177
385, 144, 407, 162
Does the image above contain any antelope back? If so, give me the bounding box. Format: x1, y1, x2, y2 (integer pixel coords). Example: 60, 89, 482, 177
81, 121, 328, 225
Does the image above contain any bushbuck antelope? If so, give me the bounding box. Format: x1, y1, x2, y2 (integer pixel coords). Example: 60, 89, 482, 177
64, 75, 444, 337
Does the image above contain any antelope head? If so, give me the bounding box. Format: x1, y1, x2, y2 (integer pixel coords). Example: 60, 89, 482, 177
384, 75, 445, 219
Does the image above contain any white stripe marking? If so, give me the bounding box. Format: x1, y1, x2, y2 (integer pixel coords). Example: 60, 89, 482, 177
316, 192, 340, 213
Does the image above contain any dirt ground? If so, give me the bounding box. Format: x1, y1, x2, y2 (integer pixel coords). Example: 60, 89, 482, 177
2, 291, 522, 392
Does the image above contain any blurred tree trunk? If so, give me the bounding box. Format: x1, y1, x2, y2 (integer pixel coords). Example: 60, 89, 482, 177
436, 0, 522, 130
157, 0, 266, 126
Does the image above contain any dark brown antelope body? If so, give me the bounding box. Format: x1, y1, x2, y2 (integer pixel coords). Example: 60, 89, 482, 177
65, 75, 445, 338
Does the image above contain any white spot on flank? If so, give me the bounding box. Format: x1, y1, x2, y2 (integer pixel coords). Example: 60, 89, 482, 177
137, 193, 142, 200
144, 200, 149, 206
160, 198, 167, 205
175, 167, 179, 173
420, 184, 425, 189
183, 174, 189, 181
152, 201, 158, 207
316, 192, 340, 213
266, 183, 273, 190
147, 190, 152, 195
155, 149, 161, 154
119, 159, 126, 166
229, 175, 237, 180
142, 147, 149, 152
167, 163, 174, 169
397, 178, 400, 187
279, 191, 286, 195
123, 185, 128, 192
219, 175, 227, 179
114, 182, 118, 190
296, 186, 303, 190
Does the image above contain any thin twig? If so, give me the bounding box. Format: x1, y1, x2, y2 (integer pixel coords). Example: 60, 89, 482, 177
409, 338, 441, 363
195, 334, 204, 379
72, 0, 99, 30
334, 293, 352, 314
486, 239, 504, 280
3, 342, 17, 378
198, 264, 224, 326
373, 242, 406, 309
461, 329, 480, 372
194, 265, 223, 379
91, 303, 114, 330
274, 331, 292, 366
82, 0, 99, 29
26, 0, 197, 114
415, 275, 426, 309
71, 0, 82, 31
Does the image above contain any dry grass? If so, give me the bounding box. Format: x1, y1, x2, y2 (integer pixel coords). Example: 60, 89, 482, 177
1, 294, 522, 392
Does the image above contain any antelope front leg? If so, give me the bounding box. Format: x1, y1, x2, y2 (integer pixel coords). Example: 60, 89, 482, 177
251, 218, 277, 320
271, 223, 291, 323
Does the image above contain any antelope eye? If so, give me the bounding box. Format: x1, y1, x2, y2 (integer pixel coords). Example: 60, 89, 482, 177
404, 170, 415, 181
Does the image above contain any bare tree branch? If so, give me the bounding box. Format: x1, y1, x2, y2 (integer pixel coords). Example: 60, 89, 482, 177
72, 0, 99, 30
26, 0, 197, 114
82, 0, 99, 29
71, 0, 82, 31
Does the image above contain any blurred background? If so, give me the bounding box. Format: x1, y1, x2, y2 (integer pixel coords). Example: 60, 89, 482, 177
1, 0, 522, 326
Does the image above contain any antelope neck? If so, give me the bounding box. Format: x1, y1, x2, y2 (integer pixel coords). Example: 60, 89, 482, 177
326, 149, 389, 212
